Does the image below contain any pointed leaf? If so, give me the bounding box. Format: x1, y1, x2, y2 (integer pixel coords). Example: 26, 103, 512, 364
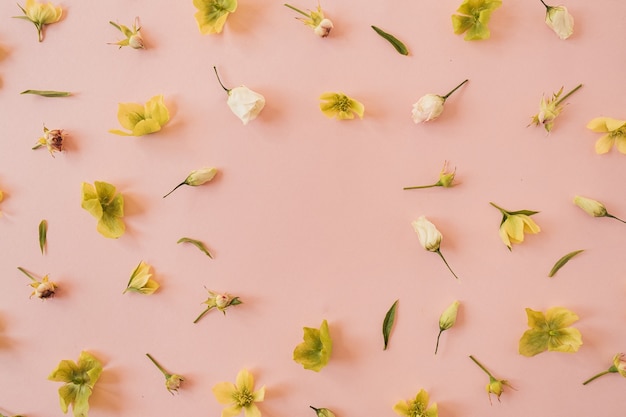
21, 90, 71, 97
371, 26, 409, 55
177, 237, 213, 258
548, 249, 584, 277
382, 299, 398, 350
39, 219, 47, 254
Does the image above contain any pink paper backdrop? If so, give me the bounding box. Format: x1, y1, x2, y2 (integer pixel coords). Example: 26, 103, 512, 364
1, 0, 626, 416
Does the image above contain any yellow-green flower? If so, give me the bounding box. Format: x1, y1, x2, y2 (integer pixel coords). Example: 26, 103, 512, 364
469, 355, 514, 403
573, 195, 626, 223
529, 84, 582, 133
48, 351, 103, 417
490, 202, 540, 250
212, 369, 265, 417
123, 261, 159, 295
293, 319, 332, 372
586, 117, 626, 154
194, 290, 242, 323
146, 353, 184, 394
109, 95, 170, 136
435, 300, 460, 354
404, 162, 456, 190
81, 181, 125, 239
518, 307, 582, 357
451, 0, 502, 41
14, 0, 62, 42
109, 17, 144, 49
18, 266, 57, 299
393, 389, 437, 417
193, 0, 237, 34
284, 3, 334, 37
583, 353, 626, 385
319, 92, 364, 120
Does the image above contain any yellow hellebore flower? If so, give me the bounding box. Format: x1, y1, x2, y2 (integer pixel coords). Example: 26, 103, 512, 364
109, 17, 144, 49
109, 95, 170, 136
194, 0, 237, 34
212, 369, 265, 417
194, 290, 242, 323
469, 355, 514, 404
490, 202, 540, 250
284, 3, 334, 37
123, 261, 159, 295
451, 0, 502, 41
14, 0, 62, 42
404, 161, 456, 190
48, 351, 103, 417
393, 389, 438, 417
80, 181, 125, 239
529, 84, 582, 133
32, 125, 66, 156
293, 319, 333, 372
518, 307, 582, 357
583, 353, 626, 385
435, 300, 460, 354
586, 117, 626, 154
319, 92, 364, 120
146, 353, 184, 394
573, 195, 626, 223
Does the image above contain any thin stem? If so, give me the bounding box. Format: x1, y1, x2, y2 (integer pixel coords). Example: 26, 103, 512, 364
441, 79, 469, 101
554, 84, 583, 106
146, 353, 171, 378
434, 329, 444, 354
17, 267, 38, 282
469, 355, 495, 379
489, 201, 509, 216
284, 3, 310, 18
193, 307, 211, 324
436, 249, 459, 280
310, 406, 320, 412
539, 0, 549, 10
212, 66, 230, 93
163, 181, 186, 198
403, 183, 438, 190
582, 369, 612, 385
606, 213, 626, 224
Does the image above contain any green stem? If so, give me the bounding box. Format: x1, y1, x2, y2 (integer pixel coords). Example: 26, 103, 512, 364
441, 79, 468, 101
212, 66, 230, 93
582, 367, 615, 385
434, 329, 444, 354
539, 0, 550, 10
606, 213, 626, 224
284, 4, 310, 18
17, 267, 38, 282
469, 355, 495, 379
163, 181, 186, 198
436, 249, 459, 280
554, 84, 583, 107
193, 307, 211, 324
403, 183, 439, 190
489, 202, 509, 216
146, 353, 171, 378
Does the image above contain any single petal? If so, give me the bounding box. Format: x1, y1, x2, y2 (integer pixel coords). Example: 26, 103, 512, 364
94, 181, 117, 205
81, 199, 103, 220
105, 194, 124, 218
144, 95, 170, 126
348, 98, 365, 119
58, 383, 78, 413
525, 308, 547, 328
72, 384, 92, 417
415, 389, 430, 409
48, 359, 80, 382
604, 118, 626, 131
252, 386, 265, 402
595, 134, 614, 154
392, 400, 410, 417
502, 216, 524, 243
116, 102, 145, 131
498, 224, 511, 248
451, 15, 473, 34
546, 306, 579, 328
132, 119, 162, 136
519, 328, 549, 356
586, 117, 610, 132
548, 327, 582, 352
243, 404, 262, 417
97, 214, 125, 239
138, 279, 160, 294
616, 136, 626, 154
222, 405, 243, 417
236, 368, 254, 391
520, 215, 540, 234
212, 381, 237, 404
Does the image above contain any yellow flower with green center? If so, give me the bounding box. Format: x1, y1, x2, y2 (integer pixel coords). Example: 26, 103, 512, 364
109, 95, 170, 137
193, 0, 237, 34
81, 181, 125, 239
212, 369, 265, 417
293, 319, 333, 371
14, 0, 62, 42
48, 351, 103, 417
393, 389, 437, 417
518, 307, 582, 357
451, 0, 502, 41
490, 202, 540, 250
123, 261, 159, 295
586, 117, 626, 154
319, 92, 365, 120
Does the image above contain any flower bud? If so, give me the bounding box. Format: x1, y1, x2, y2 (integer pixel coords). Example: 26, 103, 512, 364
573, 195, 607, 217
411, 94, 445, 123
486, 378, 503, 397
186, 168, 218, 186
613, 354, 626, 377
411, 216, 442, 252
166, 374, 184, 392
439, 300, 460, 331
215, 294, 230, 309
129, 33, 145, 49
314, 18, 333, 37
227, 86, 266, 125
545, 5, 574, 40
35, 279, 56, 299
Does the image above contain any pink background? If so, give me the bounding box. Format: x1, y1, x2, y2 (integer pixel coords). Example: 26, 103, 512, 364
1, 0, 626, 416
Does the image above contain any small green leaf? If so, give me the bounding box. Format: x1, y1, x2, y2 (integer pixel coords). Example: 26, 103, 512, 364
548, 249, 584, 277
177, 237, 213, 258
371, 26, 409, 55
382, 299, 399, 350
39, 219, 47, 254
310, 406, 336, 417
21, 90, 71, 97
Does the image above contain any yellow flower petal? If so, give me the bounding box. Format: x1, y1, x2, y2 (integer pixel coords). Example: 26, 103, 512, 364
616, 136, 626, 154
547, 327, 582, 353
144, 95, 170, 126
520, 215, 541, 234
546, 306, 579, 328
595, 134, 614, 154
502, 216, 524, 243
212, 382, 237, 404
116, 102, 145, 131
605, 118, 626, 131
243, 404, 262, 417
236, 368, 254, 391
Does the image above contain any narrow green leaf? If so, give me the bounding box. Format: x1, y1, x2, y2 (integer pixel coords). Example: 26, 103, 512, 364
548, 249, 584, 277
177, 237, 213, 258
21, 90, 71, 97
382, 299, 399, 350
371, 26, 409, 55
39, 219, 47, 254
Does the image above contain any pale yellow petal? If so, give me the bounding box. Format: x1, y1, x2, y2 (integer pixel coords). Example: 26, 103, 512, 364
595, 134, 614, 154
212, 382, 237, 404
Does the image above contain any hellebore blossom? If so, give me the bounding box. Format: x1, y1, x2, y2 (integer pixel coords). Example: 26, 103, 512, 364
319, 92, 365, 120
194, 289, 242, 323
123, 261, 159, 295
14, 0, 62, 42
17, 266, 57, 299
194, 0, 237, 34
212, 369, 265, 417
48, 351, 103, 417
32, 125, 66, 156
469, 355, 514, 404
109, 95, 170, 136
411, 216, 459, 280
451, 0, 502, 41
586, 117, 626, 154
518, 306, 582, 357
214, 67, 265, 125
293, 319, 332, 372
490, 202, 540, 250
404, 162, 456, 190
540, 0, 574, 40
529, 84, 582, 133
284, 3, 333, 37
163, 167, 218, 198
393, 389, 438, 417
146, 353, 184, 394
573, 195, 626, 223
583, 353, 626, 385
435, 300, 460, 354
109, 17, 144, 49
81, 181, 125, 239
411, 80, 468, 123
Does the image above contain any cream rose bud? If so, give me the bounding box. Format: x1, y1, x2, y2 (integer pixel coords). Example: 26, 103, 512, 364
215, 294, 230, 309
411, 94, 445, 123
35, 281, 56, 298
412, 216, 442, 252
129, 33, 144, 49
314, 18, 333, 37
227, 86, 266, 125
573, 195, 607, 217
166, 374, 184, 391
545, 6, 574, 40
186, 167, 218, 186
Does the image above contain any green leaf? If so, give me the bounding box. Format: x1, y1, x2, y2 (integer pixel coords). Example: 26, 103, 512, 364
371, 26, 408, 55
177, 237, 213, 258
21, 90, 71, 97
382, 299, 399, 350
548, 249, 584, 277
39, 219, 47, 255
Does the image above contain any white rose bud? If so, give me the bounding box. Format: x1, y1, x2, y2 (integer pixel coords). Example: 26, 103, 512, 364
129, 33, 145, 49
215, 294, 230, 309
545, 5, 574, 40
314, 18, 333, 37
411, 216, 442, 252
411, 94, 445, 124
227, 86, 266, 125
35, 281, 56, 298
186, 167, 218, 186
573, 196, 607, 217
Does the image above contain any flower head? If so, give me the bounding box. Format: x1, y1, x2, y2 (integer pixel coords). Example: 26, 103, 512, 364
109, 95, 170, 136
48, 351, 103, 417
586, 117, 626, 154
284, 3, 333, 37
541, 1, 574, 39
194, 0, 237, 34
109, 17, 144, 49
212, 369, 265, 417
411, 217, 459, 279
213, 67, 266, 125
529, 84, 582, 132
582, 353, 626, 385
32, 125, 66, 156
163, 167, 218, 198
435, 300, 460, 354
293, 319, 333, 372
393, 389, 438, 417
451, 0, 502, 41
490, 202, 540, 250
146, 353, 184, 394
123, 261, 159, 295
404, 162, 456, 190
411, 80, 468, 124
18, 267, 57, 299
518, 306, 582, 357
14, 0, 62, 42
573, 195, 626, 223
469, 355, 514, 404
81, 181, 125, 239
319, 92, 364, 120
194, 289, 242, 323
